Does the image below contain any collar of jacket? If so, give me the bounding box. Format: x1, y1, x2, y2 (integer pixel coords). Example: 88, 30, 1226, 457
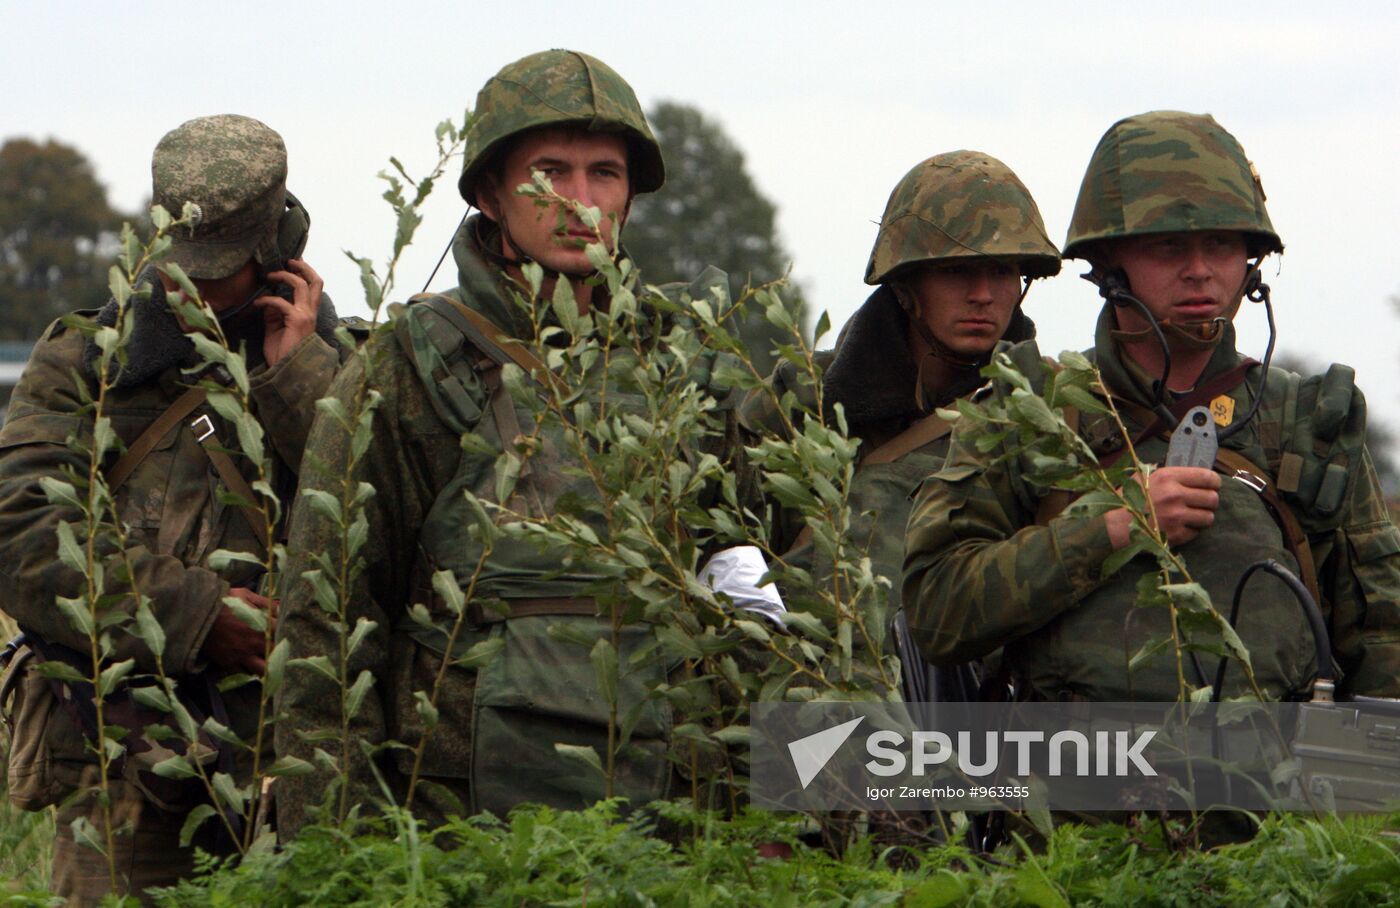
823, 284, 1037, 428
1090, 302, 1242, 408
82, 265, 341, 390
452, 213, 662, 347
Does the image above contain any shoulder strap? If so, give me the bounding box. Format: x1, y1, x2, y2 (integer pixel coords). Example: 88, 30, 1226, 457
106, 384, 269, 553
188, 414, 271, 551
103, 383, 270, 548
411, 293, 567, 397
861, 413, 953, 467
106, 386, 207, 492
1214, 448, 1321, 609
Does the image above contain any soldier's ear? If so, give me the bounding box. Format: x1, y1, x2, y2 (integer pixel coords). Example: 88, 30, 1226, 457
476, 175, 501, 222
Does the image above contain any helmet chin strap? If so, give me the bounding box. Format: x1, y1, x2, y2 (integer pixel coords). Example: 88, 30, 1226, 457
1087, 255, 1275, 439
895, 279, 1035, 412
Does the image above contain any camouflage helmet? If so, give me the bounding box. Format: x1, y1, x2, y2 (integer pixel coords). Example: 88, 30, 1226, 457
865, 150, 1061, 286
459, 49, 664, 207
152, 114, 288, 280
1063, 110, 1282, 260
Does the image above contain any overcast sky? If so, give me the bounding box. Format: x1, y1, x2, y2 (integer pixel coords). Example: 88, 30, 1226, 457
8, 2, 1399, 429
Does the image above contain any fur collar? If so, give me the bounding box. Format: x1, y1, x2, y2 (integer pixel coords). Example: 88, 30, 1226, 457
83, 267, 341, 389
822, 285, 1036, 427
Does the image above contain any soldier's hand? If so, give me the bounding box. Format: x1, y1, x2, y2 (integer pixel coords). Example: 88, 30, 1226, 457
202, 587, 278, 675
1106, 466, 1221, 549
255, 258, 323, 367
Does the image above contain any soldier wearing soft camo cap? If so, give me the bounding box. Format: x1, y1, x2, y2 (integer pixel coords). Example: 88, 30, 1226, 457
904, 112, 1400, 706
153, 114, 292, 279
274, 50, 753, 835
740, 150, 1058, 698
0, 114, 344, 903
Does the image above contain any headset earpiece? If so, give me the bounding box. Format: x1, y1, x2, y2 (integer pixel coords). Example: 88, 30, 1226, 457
266, 191, 311, 275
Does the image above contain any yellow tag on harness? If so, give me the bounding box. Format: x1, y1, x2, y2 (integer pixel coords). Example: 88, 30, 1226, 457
1210, 395, 1235, 427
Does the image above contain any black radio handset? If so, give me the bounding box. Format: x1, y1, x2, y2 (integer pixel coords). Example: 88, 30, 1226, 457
217, 193, 311, 325
1092, 267, 1176, 422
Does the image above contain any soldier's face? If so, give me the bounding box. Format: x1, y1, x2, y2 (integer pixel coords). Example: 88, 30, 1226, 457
1105, 231, 1250, 327
904, 261, 1021, 357
479, 128, 631, 275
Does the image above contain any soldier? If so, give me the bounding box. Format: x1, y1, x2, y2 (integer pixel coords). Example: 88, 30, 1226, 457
742, 151, 1059, 696
904, 111, 1400, 703
273, 49, 749, 836
0, 115, 343, 902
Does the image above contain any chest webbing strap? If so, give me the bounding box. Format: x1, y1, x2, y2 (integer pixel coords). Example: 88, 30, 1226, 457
861, 412, 954, 467
104, 385, 269, 553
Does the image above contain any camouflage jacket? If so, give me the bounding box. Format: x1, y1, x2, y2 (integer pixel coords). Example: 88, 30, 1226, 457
0, 277, 343, 805
743, 288, 1034, 648
274, 219, 753, 836
903, 306, 1400, 701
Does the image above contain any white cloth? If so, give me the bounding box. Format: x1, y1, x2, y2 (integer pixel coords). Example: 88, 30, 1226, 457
698, 545, 786, 625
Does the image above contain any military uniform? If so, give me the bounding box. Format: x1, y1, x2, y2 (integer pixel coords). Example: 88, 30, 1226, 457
0, 115, 342, 904
903, 113, 1400, 702
743, 151, 1058, 679
274, 51, 750, 836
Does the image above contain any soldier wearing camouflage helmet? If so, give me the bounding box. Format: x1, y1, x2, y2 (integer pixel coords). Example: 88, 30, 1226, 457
741, 150, 1058, 693
904, 111, 1400, 705
273, 50, 752, 835
0, 114, 345, 902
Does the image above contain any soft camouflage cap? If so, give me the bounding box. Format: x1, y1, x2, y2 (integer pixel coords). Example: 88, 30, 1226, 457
459, 49, 664, 207
153, 114, 288, 280
865, 150, 1061, 285
1063, 110, 1282, 260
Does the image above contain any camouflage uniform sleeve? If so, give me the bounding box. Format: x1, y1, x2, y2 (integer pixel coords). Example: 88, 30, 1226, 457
273, 329, 462, 836
901, 424, 1117, 666
1320, 445, 1400, 697
248, 332, 340, 471
0, 325, 227, 674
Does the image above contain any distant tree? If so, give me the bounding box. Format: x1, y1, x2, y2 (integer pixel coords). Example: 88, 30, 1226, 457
624, 102, 807, 373
1272, 350, 1398, 495
0, 137, 124, 340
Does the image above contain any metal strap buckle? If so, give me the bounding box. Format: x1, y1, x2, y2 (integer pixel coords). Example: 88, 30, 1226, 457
190, 414, 216, 443
1231, 469, 1266, 493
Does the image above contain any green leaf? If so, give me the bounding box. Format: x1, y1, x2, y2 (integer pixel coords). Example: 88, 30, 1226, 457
553, 742, 603, 777
223, 595, 268, 633
151, 754, 200, 780
709, 725, 750, 745
264, 638, 291, 696
212, 771, 246, 811
733, 619, 772, 644
92, 416, 117, 461
590, 637, 619, 709
346, 617, 379, 658
414, 690, 440, 730
1100, 540, 1149, 579
207, 549, 264, 572
263, 755, 316, 778
1127, 637, 1172, 673
96, 659, 135, 698
431, 570, 465, 617
454, 637, 504, 669
55, 595, 94, 638
178, 805, 216, 848
36, 660, 88, 684
301, 489, 341, 523
290, 655, 339, 683
345, 669, 375, 719
55, 521, 86, 574
129, 685, 173, 713
37, 476, 82, 509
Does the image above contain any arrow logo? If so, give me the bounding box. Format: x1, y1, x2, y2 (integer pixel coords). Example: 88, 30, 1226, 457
787, 716, 865, 789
